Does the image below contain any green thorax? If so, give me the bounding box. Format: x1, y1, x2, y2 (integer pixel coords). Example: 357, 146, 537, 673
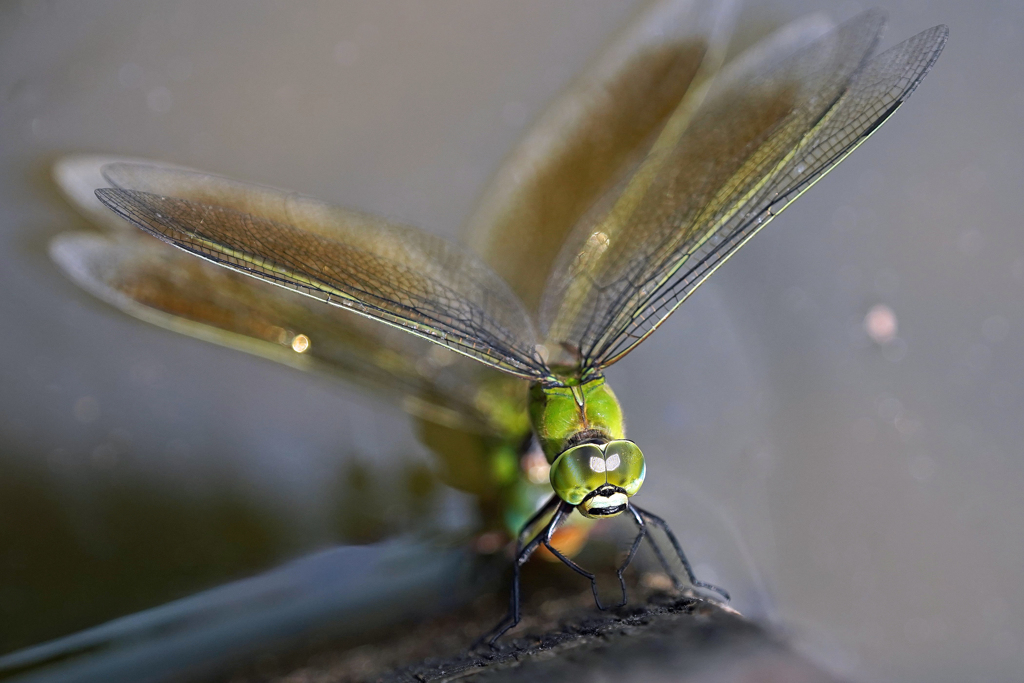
529, 375, 625, 463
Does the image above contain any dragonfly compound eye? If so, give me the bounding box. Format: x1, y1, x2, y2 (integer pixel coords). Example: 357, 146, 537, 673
603, 440, 646, 496
549, 440, 646, 516
549, 443, 606, 506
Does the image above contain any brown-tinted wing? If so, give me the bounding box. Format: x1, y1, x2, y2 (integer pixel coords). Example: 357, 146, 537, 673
463, 0, 738, 314
94, 163, 552, 383
541, 12, 947, 372
53, 155, 198, 234
51, 231, 526, 434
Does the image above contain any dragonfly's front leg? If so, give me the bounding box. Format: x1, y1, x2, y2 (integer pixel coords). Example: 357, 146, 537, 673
631, 504, 730, 601
608, 504, 648, 607
539, 503, 612, 611
478, 494, 563, 647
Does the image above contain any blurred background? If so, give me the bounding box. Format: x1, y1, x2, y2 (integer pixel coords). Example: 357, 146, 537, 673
0, 1, 1020, 682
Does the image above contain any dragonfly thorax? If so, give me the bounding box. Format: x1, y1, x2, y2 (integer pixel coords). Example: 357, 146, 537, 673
529, 377, 645, 517
528, 376, 625, 462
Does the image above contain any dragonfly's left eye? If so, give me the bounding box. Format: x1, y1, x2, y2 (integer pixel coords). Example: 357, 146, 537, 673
549, 444, 606, 505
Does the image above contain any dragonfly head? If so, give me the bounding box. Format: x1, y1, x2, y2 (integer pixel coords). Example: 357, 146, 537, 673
549, 439, 646, 519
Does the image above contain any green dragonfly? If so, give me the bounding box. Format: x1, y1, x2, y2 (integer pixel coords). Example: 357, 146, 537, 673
53, 2, 946, 644
53, 0, 741, 548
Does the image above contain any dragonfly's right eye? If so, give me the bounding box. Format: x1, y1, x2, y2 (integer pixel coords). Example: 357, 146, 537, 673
603, 440, 645, 496
549, 443, 606, 505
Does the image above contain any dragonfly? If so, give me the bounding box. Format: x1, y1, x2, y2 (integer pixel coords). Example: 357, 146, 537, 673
53, 2, 946, 645
53, 0, 740, 548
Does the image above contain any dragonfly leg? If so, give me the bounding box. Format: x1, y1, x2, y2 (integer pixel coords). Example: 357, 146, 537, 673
632, 504, 731, 602
540, 504, 610, 611
605, 504, 647, 608
477, 494, 562, 647
633, 510, 684, 591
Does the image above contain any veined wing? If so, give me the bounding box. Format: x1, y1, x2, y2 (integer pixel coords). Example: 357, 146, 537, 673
541, 11, 947, 371
50, 231, 527, 435
53, 155, 197, 234
95, 163, 553, 383
464, 0, 738, 314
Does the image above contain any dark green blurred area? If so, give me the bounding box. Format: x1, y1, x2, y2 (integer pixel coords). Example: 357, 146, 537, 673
0, 445, 441, 653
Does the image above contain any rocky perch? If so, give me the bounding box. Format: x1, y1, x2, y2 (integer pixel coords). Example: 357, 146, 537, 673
227, 590, 846, 683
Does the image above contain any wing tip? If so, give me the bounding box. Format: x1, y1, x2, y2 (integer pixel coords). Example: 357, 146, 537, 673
891, 22, 950, 105
94, 186, 140, 218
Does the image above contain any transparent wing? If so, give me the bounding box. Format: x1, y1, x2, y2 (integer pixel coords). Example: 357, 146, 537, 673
53, 155, 198, 234
464, 0, 739, 314
541, 12, 947, 371
51, 230, 528, 435
94, 163, 553, 382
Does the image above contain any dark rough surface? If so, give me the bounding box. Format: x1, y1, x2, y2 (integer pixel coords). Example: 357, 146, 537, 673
224, 584, 847, 683
385, 598, 845, 683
